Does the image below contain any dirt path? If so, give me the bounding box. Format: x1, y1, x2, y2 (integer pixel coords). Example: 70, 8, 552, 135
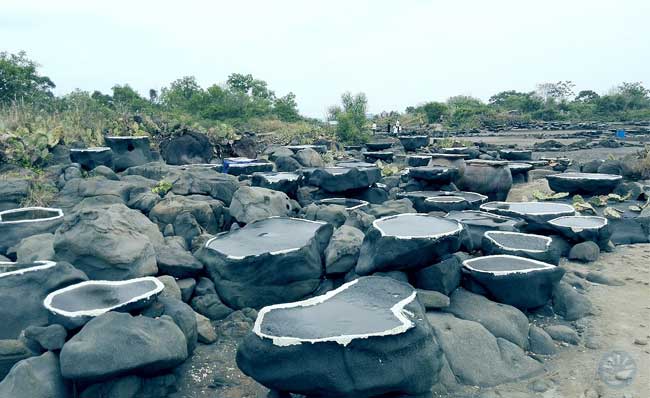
479, 245, 650, 398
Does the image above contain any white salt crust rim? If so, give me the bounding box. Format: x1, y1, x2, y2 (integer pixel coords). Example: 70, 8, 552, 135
0, 260, 56, 278
418, 191, 488, 204
0, 207, 64, 225
483, 231, 552, 253
105, 136, 149, 140
480, 201, 576, 216
373, 213, 463, 240
69, 147, 111, 152
463, 254, 556, 276
398, 135, 429, 139
257, 172, 301, 182
425, 196, 465, 203
408, 155, 433, 159
547, 172, 622, 180
318, 198, 369, 211
43, 277, 165, 318
253, 278, 417, 347
205, 217, 328, 260
548, 216, 608, 232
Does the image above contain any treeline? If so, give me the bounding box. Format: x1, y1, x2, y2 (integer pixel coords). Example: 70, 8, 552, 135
405, 80, 650, 130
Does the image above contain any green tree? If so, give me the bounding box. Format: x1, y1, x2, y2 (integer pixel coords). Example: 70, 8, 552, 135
420, 102, 448, 123
112, 84, 150, 112
488, 91, 543, 113
328, 92, 369, 144
160, 76, 206, 113
0, 51, 55, 104
274, 92, 300, 121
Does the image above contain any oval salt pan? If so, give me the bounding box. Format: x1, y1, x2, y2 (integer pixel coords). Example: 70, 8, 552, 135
462, 255, 565, 309
43, 277, 164, 329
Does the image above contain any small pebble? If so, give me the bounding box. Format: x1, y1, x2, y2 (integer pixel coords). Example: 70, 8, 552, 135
634, 338, 648, 346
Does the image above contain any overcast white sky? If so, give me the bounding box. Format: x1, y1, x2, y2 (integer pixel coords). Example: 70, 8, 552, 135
2, 0, 649, 118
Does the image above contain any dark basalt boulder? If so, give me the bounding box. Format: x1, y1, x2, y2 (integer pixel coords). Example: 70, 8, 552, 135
0, 207, 64, 255
482, 231, 560, 265
0, 179, 31, 212
364, 151, 394, 162
356, 214, 463, 275
69, 147, 114, 171
457, 160, 512, 201
365, 142, 393, 151
406, 155, 432, 167
545, 172, 623, 195
196, 217, 333, 309
251, 172, 302, 196
0, 352, 70, 398
445, 210, 524, 251
308, 166, 381, 193
43, 277, 165, 329
398, 191, 487, 213
0, 261, 87, 339
462, 255, 565, 309
408, 166, 458, 184
548, 216, 612, 245
398, 135, 429, 151
159, 132, 213, 165
480, 201, 575, 232
54, 204, 164, 280
429, 153, 467, 177
104, 136, 153, 172
499, 149, 532, 161
294, 147, 325, 168
237, 276, 442, 398
229, 186, 293, 224
60, 312, 188, 382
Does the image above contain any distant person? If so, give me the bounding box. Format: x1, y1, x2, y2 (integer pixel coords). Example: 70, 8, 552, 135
392, 125, 398, 135
371, 123, 377, 134
387, 122, 391, 133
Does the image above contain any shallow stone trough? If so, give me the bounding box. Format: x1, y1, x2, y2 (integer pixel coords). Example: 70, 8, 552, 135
69, 147, 113, 171
545, 172, 623, 195
399, 191, 487, 213
104, 136, 153, 171
196, 217, 333, 309
316, 198, 369, 211
236, 276, 440, 398
251, 172, 302, 195
408, 166, 458, 184
462, 255, 565, 309
43, 277, 165, 329
398, 135, 429, 151
548, 215, 612, 246
363, 151, 394, 162
445, 210, 524, 251
308, 166, 381, 192
480, 201, 575, 232
0, 207, 64, 254
356, 213, 463, 275
482, 231, 559, 264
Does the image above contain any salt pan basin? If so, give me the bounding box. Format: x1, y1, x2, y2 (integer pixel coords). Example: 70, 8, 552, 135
236, 276, 441, 398
356, 214, 462, 275
462, 255, 565, 309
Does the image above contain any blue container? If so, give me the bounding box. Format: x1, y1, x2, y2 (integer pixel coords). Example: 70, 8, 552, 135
616, 129, 626, 139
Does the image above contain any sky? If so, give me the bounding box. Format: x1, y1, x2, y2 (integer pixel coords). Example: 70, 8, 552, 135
2, 0, 649, 118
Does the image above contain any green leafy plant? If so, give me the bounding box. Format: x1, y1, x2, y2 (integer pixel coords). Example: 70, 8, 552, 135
152, 180, 173, 197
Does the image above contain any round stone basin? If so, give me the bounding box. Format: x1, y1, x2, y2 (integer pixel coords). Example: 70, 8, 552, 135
336, 161, 376, 168
255, 172, 301, 183
0, 207, 63, 223
481, 201, 575, 218
0, 260, 56, 278
364, 151, 394, 159
0, 207, 64, 253
365, 142, 393, 151
439, 147, 476, 155
408, 166, 458, 182
499, 149, 532, 161
206, 217, 327, 259
427, 196, 465, 204
43, 277, 164, 318
548, 216, 607, 230
484, 231, 551, 252
374, 213, 462, 239
316, 198, 369, 211
546, 172, 622, 194
430, 153, 467, 159
399, 191, 487, 213
463, 255, 555, 276
286, 144, 328, 154
254, 276, 416, 346
507, 162, 534, 173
